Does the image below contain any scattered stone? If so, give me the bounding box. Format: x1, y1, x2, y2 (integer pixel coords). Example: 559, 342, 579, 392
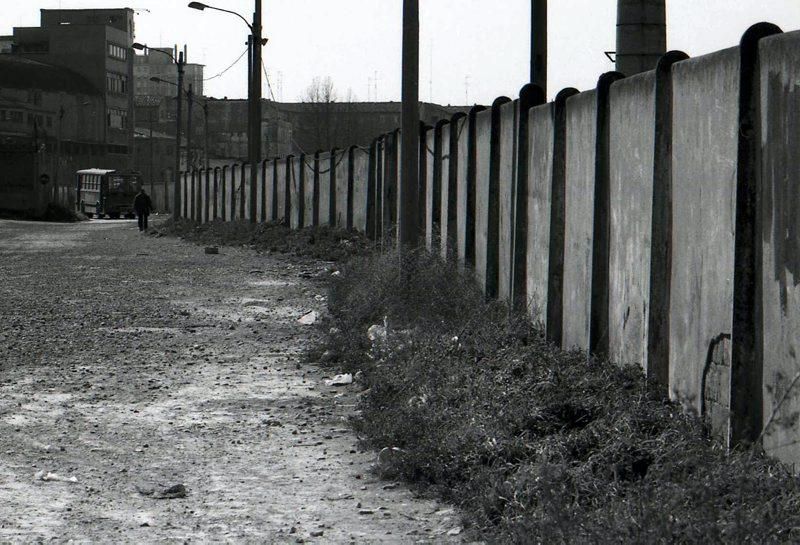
136, 483, 187, 499
204, 247, 219, 255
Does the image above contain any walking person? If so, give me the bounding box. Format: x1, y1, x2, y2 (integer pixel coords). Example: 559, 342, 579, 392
133, 187, 153, 232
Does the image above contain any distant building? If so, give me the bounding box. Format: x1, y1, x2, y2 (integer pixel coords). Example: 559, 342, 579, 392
133, 46, 203, 99
274, 101, 468, 155
0, 55, 104, 212
1, 8, 136, 170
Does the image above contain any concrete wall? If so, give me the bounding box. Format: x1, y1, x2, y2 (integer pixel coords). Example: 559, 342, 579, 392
526, 103, 554, 326
562, 90, 598, 351
669, 47, 739, 418
608, 71, 656, 368
759, 31, 800, 464
180, 28, 800, 466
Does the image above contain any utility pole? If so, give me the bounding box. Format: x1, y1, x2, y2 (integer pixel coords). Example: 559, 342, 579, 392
173, 50, 185, 217
187, 84, 194, 171
249, 0, 262, 223
616, 0, 666, 75
531, 0, 548, 96
399, 0, 420, 250
149, 108, 154, 197
204, 102, 209, 170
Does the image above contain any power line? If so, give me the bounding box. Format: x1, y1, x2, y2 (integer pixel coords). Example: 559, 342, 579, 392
204, 47, 248, 81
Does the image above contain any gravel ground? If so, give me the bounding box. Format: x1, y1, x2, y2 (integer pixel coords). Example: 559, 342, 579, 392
0, 218, 465, 544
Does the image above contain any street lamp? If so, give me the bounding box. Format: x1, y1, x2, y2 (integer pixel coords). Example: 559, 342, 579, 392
189, 0, 263, 223
132, 42, 185, 217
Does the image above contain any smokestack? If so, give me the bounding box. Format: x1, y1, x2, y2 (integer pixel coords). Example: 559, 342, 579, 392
615, 0, 666, 76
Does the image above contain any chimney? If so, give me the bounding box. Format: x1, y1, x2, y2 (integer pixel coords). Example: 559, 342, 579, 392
615, 0, 666, 76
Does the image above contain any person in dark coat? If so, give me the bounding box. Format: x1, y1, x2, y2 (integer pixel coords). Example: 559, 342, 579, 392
133, 187, 153, 232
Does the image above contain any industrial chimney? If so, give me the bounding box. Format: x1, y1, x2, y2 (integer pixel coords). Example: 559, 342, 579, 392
615, 0, 666, 76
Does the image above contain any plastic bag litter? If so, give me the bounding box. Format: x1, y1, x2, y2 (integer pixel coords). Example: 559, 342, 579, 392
35, 470, 77, 483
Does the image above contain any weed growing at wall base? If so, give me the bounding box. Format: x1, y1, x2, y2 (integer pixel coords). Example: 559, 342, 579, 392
323, 249, 800, 543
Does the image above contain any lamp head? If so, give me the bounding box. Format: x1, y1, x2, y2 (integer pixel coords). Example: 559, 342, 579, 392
131, 42, 146, 51
188, 2, 207, 10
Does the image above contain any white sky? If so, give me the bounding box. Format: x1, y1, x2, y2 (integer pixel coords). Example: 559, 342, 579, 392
4, 1, 800, 105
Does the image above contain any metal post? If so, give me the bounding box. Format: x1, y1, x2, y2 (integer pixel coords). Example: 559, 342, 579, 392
250, 0, 263, 223
531, 0, 548, 96
399, 0, 420, 250
174, 51, 185, 218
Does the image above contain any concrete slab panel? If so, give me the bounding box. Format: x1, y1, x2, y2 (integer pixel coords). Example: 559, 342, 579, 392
474, 109, 493, 290
334, 150, 348, 228
563, 90, 598, 351
669, 47, 739, 413
527, 104, 554, 326
498, 101, 517, 302
289, 157, 302, 229
303, 157, 315, 227
317, 153, 332, 226
455, 117, 469, 264
424, 128, 436, 249
439, 123, 452, 259
608, 71, 656, 369
263, 161, 274, 222
275, 159, 287, 222
759, 31, 800, 464
352, 148, 369, 232
243, 164, 252, 222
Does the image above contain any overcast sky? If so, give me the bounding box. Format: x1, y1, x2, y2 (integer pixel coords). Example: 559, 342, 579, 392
5, 1, 800, 105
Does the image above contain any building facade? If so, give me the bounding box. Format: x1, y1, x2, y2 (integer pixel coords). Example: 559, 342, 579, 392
0, 55, 104, 212
2, 8, 136, 170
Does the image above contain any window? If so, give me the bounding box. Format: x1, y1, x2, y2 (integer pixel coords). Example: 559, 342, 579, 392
0, 110, 24, 124
107, 108, 128, 129
107, 42, 128, 61
106, 72, 127, 94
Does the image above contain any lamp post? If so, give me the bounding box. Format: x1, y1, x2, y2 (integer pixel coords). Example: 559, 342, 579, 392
189, 1, 263, 223
399, 0, 420, 251
133, 42, 185, 217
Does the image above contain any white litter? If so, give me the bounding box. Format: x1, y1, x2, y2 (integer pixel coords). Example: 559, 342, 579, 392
324, 373, 353, 386
367, 324, 387, 342
297, 311, 318, 325
35, 470, 78, 483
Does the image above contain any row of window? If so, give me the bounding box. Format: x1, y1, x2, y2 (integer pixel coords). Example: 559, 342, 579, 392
106, 72, 128, 94
0, 109, 24, 124
107, 42, 127, 61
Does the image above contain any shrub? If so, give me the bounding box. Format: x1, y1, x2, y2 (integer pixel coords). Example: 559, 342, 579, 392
323, 249, 800, 543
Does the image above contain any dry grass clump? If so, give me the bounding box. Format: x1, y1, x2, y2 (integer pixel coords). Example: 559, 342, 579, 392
324, 249, 800, 543
159, 218, 372, 262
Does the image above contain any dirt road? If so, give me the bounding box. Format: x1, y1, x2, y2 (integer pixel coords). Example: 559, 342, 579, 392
0, 219, 464, 543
